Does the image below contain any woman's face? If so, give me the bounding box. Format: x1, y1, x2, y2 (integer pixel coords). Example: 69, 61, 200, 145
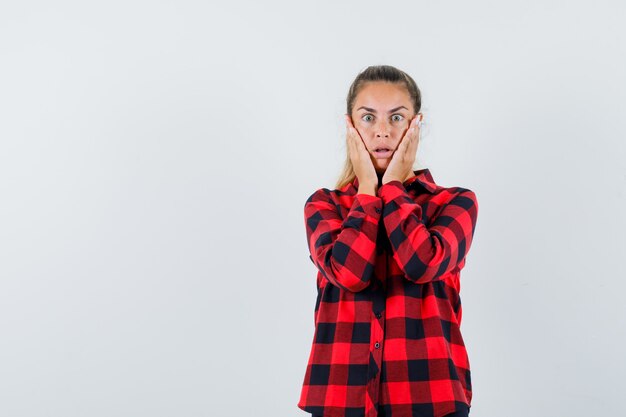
349, 81, 417, 173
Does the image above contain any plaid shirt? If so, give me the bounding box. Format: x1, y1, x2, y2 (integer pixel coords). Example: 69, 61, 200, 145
297, 168, 479, 417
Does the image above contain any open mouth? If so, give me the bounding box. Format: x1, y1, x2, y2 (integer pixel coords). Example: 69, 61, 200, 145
374, 148, 392, 158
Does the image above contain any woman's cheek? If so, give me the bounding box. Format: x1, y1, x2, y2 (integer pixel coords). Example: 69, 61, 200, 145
357, 127, 371, 139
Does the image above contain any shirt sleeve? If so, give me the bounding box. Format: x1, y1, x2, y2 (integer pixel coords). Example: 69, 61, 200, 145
378, 180, 479, 284
304, 188, 383, 292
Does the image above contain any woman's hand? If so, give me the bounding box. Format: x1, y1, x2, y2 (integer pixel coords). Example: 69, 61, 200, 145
382, 114, 422, 185
345, 115, 378, 190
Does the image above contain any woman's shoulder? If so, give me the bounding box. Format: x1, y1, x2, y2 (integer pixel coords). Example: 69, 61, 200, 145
305, 183, 356, 205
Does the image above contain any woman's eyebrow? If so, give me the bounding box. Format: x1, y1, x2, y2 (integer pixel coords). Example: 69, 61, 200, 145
356, 106, 409, 113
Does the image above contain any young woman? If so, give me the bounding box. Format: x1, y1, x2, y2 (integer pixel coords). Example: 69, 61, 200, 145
297, 65, 479, 417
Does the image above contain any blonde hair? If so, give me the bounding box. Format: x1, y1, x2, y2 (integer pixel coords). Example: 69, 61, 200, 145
335, 65, 423, 189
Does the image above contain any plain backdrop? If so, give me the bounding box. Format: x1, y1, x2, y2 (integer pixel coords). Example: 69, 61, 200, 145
1, 1, 625, 416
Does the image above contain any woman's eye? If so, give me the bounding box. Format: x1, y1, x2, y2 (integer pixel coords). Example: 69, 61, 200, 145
361, 114, 404, 122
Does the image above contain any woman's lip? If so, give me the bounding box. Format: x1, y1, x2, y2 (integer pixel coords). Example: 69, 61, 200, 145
373, 150, 393, 158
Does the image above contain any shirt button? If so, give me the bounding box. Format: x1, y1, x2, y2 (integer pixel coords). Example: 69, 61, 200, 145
375, 312, 382, 318
374, 342, 380, 349
375, 207, 381, 213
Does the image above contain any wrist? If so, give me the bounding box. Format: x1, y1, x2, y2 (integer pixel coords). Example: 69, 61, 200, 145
382, 171, 411, 185
381, 176, 400, 185
357, 183, 378, 196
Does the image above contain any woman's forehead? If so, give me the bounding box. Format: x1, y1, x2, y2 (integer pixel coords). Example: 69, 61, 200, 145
355, 82, 411, 106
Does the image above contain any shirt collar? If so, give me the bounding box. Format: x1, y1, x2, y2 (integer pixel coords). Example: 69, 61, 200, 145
351, 167, 438, 194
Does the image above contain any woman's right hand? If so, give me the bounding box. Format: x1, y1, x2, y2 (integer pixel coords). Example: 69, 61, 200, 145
345, 114, 378, 190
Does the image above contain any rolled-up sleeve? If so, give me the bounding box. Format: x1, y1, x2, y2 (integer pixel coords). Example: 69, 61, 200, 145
378, 180, 479, 284
304, 188, 383, 292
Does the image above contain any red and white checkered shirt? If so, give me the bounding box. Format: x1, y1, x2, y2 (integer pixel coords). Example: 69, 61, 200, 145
297, 168, 479, 417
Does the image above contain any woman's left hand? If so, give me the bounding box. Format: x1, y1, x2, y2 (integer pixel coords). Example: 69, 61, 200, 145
382, 114, 422, 184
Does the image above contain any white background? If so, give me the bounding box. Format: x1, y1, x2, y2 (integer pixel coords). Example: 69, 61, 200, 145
1, 1, 625, 416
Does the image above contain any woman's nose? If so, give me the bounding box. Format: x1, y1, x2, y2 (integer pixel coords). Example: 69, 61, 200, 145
375, 121, 391, 137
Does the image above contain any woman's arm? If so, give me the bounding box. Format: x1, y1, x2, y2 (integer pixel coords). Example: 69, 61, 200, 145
304, 188, 382, 292
378, 181, 479, 284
